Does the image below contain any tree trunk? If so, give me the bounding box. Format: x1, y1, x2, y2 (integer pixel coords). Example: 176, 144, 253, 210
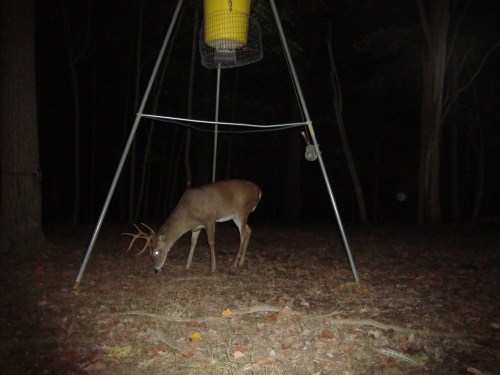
471, 92, 484, 221
119, 31, 135, 222
135, 3, 186, 220
69, 60, 81, 224
282, 131, 302, 223
472, 126, 484, 221
185, 7, 199, 188
416, 0, 498, 225
450, 121, 459, 224
371, 130, 381, 224
326, 26, 368, 224
416, 0, 449, 226
128, 4, 144, 222
0, 0, 46, 251
135, 41, 171, 220
225, 70, 240, 180
60, 2, 90, 224
89, 62, 97, 220
418, 60, 445, 226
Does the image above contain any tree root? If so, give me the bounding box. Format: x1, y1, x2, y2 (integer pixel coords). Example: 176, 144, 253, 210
110, 310, 219, 323
108, 303, 281, 322
108, 303, 472, 339
306, 312, 412, 333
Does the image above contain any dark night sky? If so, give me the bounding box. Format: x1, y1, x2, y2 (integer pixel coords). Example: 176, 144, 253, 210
33, 0, 500, 225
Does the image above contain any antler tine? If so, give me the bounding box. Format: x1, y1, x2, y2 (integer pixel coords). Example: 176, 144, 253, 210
134, 223, 157, 255
120, 225, 143, 252
121, 223, 156, 255
140, 222, 155, 233
140, 222, 158, 249
121, 223, 142, 240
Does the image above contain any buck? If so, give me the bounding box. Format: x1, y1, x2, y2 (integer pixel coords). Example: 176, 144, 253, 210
123, 179, 262, 274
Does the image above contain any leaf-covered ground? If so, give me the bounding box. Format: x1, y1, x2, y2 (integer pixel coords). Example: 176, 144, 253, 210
1, 223, 499, 374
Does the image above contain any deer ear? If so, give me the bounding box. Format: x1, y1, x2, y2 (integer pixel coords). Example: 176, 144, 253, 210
158, 234, 165, 241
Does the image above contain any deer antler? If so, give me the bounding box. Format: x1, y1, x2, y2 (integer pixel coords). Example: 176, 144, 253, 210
121, 223, 157, 256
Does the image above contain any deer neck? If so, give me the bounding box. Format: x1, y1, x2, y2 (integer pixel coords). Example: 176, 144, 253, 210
158, 211, 193, 249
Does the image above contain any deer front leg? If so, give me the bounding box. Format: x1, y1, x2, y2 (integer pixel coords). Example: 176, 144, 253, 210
186, 230, 201, 270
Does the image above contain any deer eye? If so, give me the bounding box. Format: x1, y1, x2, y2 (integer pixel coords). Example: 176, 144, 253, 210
153, 250, 160, 257
158, 235, 165, 241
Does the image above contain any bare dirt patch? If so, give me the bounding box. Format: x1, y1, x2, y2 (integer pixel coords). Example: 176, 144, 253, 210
1, 224, 499, 374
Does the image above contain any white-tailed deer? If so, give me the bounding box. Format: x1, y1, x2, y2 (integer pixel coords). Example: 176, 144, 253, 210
122, 179, 261, 274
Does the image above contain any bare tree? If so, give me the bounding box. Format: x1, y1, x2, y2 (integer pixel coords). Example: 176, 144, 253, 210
416, 0, 499, 225
326, 24, 368, 224
134, 6, 185, 221
416, 0, 449, 225
128, 3, 144, 222
60, 1, 91, 224
0, 0, 46, 251
184, 6, 200, 188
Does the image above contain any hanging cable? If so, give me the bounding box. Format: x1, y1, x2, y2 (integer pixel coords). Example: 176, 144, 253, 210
141, 113, 307, 133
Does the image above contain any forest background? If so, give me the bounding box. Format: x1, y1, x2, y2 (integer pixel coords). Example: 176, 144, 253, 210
1, 0, 499, 245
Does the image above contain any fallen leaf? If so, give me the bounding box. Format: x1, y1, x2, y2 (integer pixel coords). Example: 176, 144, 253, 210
235, 345, 249, 353
257, 357, 272, 365
467, 367, 485, 375
267, 313, 278, 321
189, 332, 201, 342
221, 308, 235, 318
105, 345, 133, 361
35, 265, 45, 275
410, 352, 428, 363
82, 361, 106, 372
321, 329, 333, 339
368, 329, 381, 339
179, 347, 195, 358
281, 340, 292, 349
233, 350, 245, 359
276, 306, 301, 324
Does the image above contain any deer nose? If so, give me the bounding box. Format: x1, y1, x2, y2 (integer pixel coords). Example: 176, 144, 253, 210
154, 267, 161, 274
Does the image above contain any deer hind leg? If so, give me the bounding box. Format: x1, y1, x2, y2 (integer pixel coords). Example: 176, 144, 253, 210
186, 230, 201, 270
204, 221, 217, 273
238, 224, 252, 267
233, 215, 251, 267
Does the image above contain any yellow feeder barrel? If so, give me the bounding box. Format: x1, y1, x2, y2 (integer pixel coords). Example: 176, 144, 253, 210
204, 0, 251, 50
